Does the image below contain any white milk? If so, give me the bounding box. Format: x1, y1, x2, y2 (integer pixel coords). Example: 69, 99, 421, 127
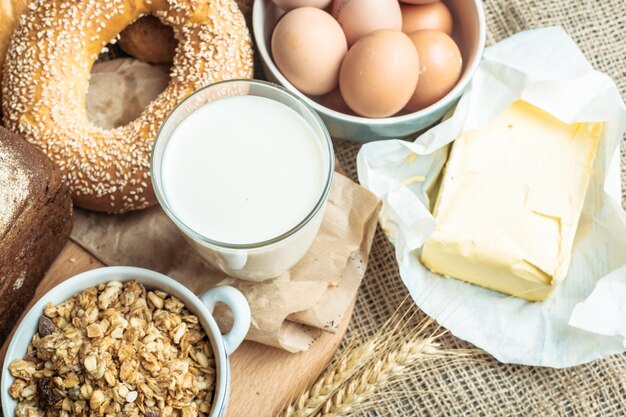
162, 95, 327, 246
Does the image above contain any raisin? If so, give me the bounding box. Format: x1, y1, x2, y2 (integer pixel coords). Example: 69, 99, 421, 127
38, 316, 56, 337
37, 377, 61, 407
23, 351, 38, 363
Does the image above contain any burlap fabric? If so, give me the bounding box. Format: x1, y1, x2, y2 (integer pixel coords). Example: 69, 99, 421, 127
332, 1, 626, 416
94, 1, 626, 414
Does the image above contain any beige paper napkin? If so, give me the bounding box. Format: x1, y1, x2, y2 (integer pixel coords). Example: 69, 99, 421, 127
72, 174, 380, 352
78, 58, 381, 352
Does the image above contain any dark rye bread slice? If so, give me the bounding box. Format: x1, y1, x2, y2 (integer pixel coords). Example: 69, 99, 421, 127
0, 126, 72, 343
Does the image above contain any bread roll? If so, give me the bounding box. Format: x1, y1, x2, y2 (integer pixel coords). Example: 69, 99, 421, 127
119, 16, 178, 64
120, 0, 253, 64
2, 0, 254, 212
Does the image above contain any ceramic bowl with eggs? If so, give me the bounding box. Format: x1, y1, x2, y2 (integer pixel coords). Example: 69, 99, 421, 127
253, 0, 486, 142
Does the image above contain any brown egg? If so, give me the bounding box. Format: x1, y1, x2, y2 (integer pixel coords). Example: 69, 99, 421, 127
331, 0, 402, 45
406, 30, 462, 112
400, 0, 440, 4
272, 8, 347, 96
320, 88, 355, 115
272, 0, 332, 11
339, 30, 419, 118
401, 2, 453, 35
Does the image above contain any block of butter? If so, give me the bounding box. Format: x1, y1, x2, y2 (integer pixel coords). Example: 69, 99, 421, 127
421, 100, 602, 301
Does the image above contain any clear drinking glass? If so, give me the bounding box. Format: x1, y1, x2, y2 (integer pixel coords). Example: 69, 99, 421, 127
151, 80, 334, 281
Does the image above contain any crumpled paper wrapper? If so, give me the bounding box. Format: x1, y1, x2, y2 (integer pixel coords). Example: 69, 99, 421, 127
81, 58, 381, 352
569, 264, 626, 346
357, 27, 626, 368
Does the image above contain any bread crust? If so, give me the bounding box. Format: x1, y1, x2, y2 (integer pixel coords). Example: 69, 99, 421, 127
119, 16, 178, 64
2, 0, 254, 213
0, 125, 72, 343
118, 0, 253, 65
0, 0, 29, 102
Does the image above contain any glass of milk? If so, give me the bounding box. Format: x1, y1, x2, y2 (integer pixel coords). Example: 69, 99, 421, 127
151, 80, 334, 281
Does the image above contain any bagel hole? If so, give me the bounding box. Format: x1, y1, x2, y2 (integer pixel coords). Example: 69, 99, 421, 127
86, 34, 172, 129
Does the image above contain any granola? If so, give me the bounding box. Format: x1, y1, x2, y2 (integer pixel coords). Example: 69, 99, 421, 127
8, 281, 216, 417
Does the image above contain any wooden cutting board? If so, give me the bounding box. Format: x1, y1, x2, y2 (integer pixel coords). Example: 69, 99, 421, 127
0, 241, 353, 417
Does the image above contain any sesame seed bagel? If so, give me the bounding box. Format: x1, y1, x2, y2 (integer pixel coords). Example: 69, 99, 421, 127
1, 0, 253, 213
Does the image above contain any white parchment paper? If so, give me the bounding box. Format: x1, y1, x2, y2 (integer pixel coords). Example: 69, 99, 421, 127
357, 27, 626, 368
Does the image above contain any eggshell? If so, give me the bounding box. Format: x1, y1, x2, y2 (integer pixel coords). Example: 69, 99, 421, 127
272, 8, 348, 96
272, 0, 332, 11
320, 88, 355, 115
401, 2, 453, 35
406, 30, 462, 111
339, 30, 419, 118
400, 0, 440, 4
331, 0, 402, 45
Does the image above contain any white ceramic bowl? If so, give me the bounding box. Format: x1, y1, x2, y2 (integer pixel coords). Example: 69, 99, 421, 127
1, 266, 251, 417
253, 0, 486, 142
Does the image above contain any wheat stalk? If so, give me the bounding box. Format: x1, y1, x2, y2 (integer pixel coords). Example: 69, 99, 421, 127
277, 299, 473, 417
278, 337, 381, 417
316, 337, 458, 417
278, 301, 424, 417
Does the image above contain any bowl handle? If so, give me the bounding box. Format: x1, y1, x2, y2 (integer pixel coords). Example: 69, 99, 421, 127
200, 286, 251, 355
